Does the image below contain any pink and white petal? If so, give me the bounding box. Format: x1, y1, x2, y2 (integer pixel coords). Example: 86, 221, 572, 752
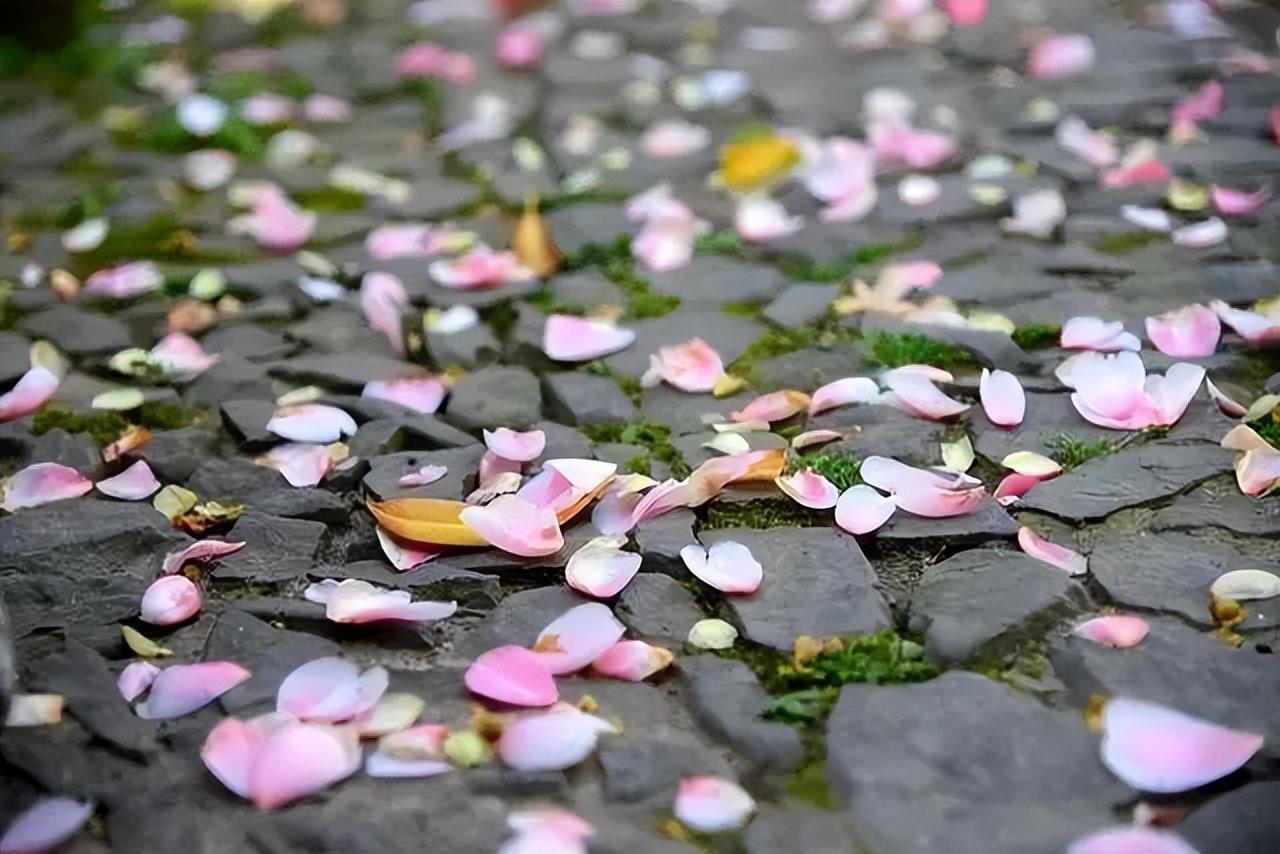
1204, 378, 1246, 417
365, 224, 433, 260
941, 0, 988, 27
259, 443, 331, 487
532, 603, 627, 674
1234, 448, 1280, 496
809, 377, 880, 415
429, 246, 531, 290
1170, 80, 1223, 127
993, 472, 1044, 505
590, 640, 673, 682
590, 485, 646, 536
2, 463, 93, 512
679, 541, 763, 594
897, 174, 941, 206
565, 538, 642, 598
312, 579, 457, 624
1211, 185, 1270, 217
136, 661, 251, 719
0, 366, 60, 423
465, 645, 558, 707
1060, 317, 1141, 352
834, 485, 896, 534
359, 272, 409, 352
362, 377, 446, 415
791, 429, 844, 450
1100, 698, 1264, 793
1067, 826, 1198, 854
1073, 615, 1150, 649
1055, 115, 1117, 167
775, 470, 839, 510
161, 539, 246, 575
83, 261, 163, 299
1145, 362, 1205, 426
202, 714, 276, 800
641, 118, 710, 158
645, 338, 724, 393
497, 705, 617, 771
882, 373, 969, 421
484, 427, 546, 463
859, 455, 985, 518
460, 494, 564, 557
1001, 451, 1062, 478
1063, 351, 1148, 418
1172, 218, 1227, 249
1018, 526, 1087, 575
1210, 300, 1279, 346
734, 195, 802, 243
673, 777, 756, 833
365, 750, 452, 779
277, 657, 388, 723
248, 721, 361, 810
117, 661, 161, 702
632, 216, 695, 272
979, 369, 1026, 427
731, 390, 811, 424
267, 404, 357, 443
0, 797, 94, 854
879, 260, 943, 295
1028, 33, 1096, 81
532, 458, 617, 500
542, 314, 636, 362
1144, 305, 1220, 358
95, 460, 161, 500
140, 575, 201, 626
150, 333, 218, 379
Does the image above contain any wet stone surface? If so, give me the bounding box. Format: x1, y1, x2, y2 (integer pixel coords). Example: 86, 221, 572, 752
0, 0, 1278, 850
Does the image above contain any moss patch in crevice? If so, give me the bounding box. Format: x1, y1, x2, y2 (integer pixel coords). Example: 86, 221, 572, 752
694, 229, 748, 258
863, 331, 976, 370
581, 418, 689, 478
1092, 230, 1166, 255
786, 452, 861, 491
700, 499, 829, 531
776, 235, 924, 283
1045, 433, 1113, 470
580, 360, 643, 406
31, 402, 205, 446
1010, 322, 1060, 350
727, 316, 857, 382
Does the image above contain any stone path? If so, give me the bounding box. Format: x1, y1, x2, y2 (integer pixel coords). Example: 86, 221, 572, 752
1, 1, 1279, 852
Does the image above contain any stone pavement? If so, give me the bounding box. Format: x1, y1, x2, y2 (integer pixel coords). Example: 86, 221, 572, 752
0, 0, 1278, 852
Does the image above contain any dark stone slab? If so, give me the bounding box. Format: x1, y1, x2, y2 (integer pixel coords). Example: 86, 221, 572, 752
210, 511, 326, 582
1179, 782, 1280, 854
34, 641, 156, 755
679, 655, 804, 771
204, 609, 340, 714
443, 365, 542, 431
616, 573, 705, 645
19, 305, 131, 355
543, 372, 637, 426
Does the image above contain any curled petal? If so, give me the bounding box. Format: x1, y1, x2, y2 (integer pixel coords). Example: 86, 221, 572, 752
1067, 827, 1197, 854
1101, 698, 1264, 793
859, 456, 985, 518
674, 777, 756, 833
1211, 185, 1270, 217
1210, 569, 1280, 602
734, 195, 802, 243
543, 314, 635, 362
2, 463, 92, 512
398, 465, 448, 488
1232, 448, 1280, 496
775, 470, 839, 510
994, 472, 1043, 505
1171, 80, 1223, 128
591, 640, 674, 682
136, 661, 250, 719
0, 366, 60, 423
0, 797, 94, 854
460, 494, 564, 557
791, 429, 843, 450
430, 245, 532, 290
1146, 304, 1221, 357
809, 377, 879, 415
228, 187, 315, 252
641, 338, 725, 393
150, 333, 218, 379
359, 273, 408, 353
96, 460, 161, 500
258, 443, 332, 488
277, 657, 388, 723
1204, 378, 1246, 417
161, 539, 245, 575
1072, 615, 1150, 649
532, 603, 627, 674
679, 541, 763, 594
632, 214, 696, 272
1172, 218, 1227, 249
363, 377, 446, 415
365, 750, 452, 779
246, 718, 361, 811
731, 390, 810, 424
303, 579, 456, 624
267, 404, 357, 443
1055, 115, 1117, 167
117, 661, 161, 702
1061, 317, 1141, 352
140, 575, 202, 626
1018, 526, 1087, 575
979, 369, 1026, 427
1001, 451, 1061, 478
484, 427, 546, 463
881, 372, 968, 421
1210, 300, 1280, 346
465, 645, 558, 707
497, 704, 617, 771
84, 261, 163, 299
565, 537, 642, 598
834, 484, 896, 534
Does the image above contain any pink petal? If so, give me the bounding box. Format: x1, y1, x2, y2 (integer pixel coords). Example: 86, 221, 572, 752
532, 603, 627, 674
247, 719, 361, 810
1210, 300, 1280, 346
1144, 304, 1220, 358
797, 137, 873, 205
1067, 826, 1198, 854
1204, 377, 1246, 417
136, 661, 251, 719
1234, 447, 1280, 496
679, 541, 763, 594
1063, 351, 1151, 427
565, 538, 642, 598
429, 245, 531, 290
161, 539, 246, 575
364, 751, 452, 779
140, 575, 202, 625
182, 149, 237, 191
731, 390, 809, 424
151, 332, 218, 379
277, 657, 389, 723
2, 463, 93, 512
363, 377, 446, 415
869, 120, 956, 170
641, 338, 725, 393
398, 465, 448, 487
0, 797, 94, 854
1061, 317, 1141, 352
1171, 80, 1223, 128
267, 403, 357, 443
241, 93, 295, 126
674, 776, 756, 833
734, 195, 802, 243
484, 427, 546, 463
834, 484, 897, 534
117, 661, 161, 702
259, 443, 331, 488
1018, 526, 1087, 575
83, 261, 163, 299
497, 704, 617, 771
1028, 34, 1096, 81
942, 0, 987, 27
859, 456, 985, 518
791, 429, 844, 450
478, 451, 522, 490
365, 224, 435, 260
359, 272, 408, 353
465, 645, 558, 707
506, 809, 594, 851
625, 184, 683, 223
994, 472, 1044, 505
304, 579, 456, 624
202, 714, 273, 800
1102, 159, 1172, 189
1144, 362, 1205, 426
375, 526, 440, 571
542, 314, 636, 362
95, 460, 161, 500
534, 458, 617, 499
1072, 615, 1150, 649
979, 369, 1026, 427
303, 94, 351, 123
229, 187, 315, 252
1056, 115, 1117, 168
396, 42, 476, 85
809, 377, 880, 415
460, 494, 564, 557
495, 25, 545, 70
1212, 184, 1270, 217
1101, 698, 1264, 793
590, 640, 673, 682
775, 470, 839, 509
1172, 218, 1227, 249
632, 214, 695, 272
0, 366, 60, 423
881, 372, 969, 421
641, 118, 710, 159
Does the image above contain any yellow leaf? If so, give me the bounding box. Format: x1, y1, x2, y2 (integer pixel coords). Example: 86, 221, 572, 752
713, 373, 748, 398
153, 485, 198, 522
366, 498, 489, 547
122, 625, 172, 658
511, 194, 562, 279
720, 134, 799, 192
736, 447, 787, 482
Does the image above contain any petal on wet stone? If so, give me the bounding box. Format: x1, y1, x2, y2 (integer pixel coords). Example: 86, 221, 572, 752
859, 455, 984, 518
881, 371, 969, 421
640, 338, 724, 393
140, 575, 202, 625
136, 661, 251, 719
267, 403, 357, 443
460, 494, 564, 556
484, 427, 546, 463
993, 472, 1044, 505
979, 368, 1025, 427
775, 470, 840, 509
1145, 305, 1221, 357
95, 460, 161, 500
1060, 317, 1141, 352
809, 377, 880, 414
465, 645, 558, 707
590, 640, 674, 682
0, 366, 60, 423
532, 603, 627, 674
497, 704, 617, 771
362, 377, 446, 415
1017, 526, 1087, 575
1067, 826, 1198, 854
565, 537, 642, 598
1073, 615, 1150, 649
117, 661, 161, 703
398, 465, 448, 487
674, 776, 756, 833
834, 484, 897, 534
1210, 569, 1280, 601
1211, 184, 1270, 216
247, 719, 362, 811
1028, 33, 1096, 80
734, 194, 802, 243
277, 657, 388, 723
542, 314, 636, 362
304, 579, 456, 624
679, 541, 763, 594
160, 539, 246, 575
359, 272, 409, 353
0, 797, 94, 854
1, 463, 93, 512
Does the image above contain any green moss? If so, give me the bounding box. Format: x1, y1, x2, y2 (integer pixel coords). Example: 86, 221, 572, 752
134, 112, 266, 158
16, 185, 119, 231
581, 360, 643, 405
701, 499, 829, 531
788, 452, 861, 491
1045, 433, 1113, 470
561, 235, 632, 271
32, 406, 129, 447
727, 320, 856, 380
598, 258, 679, 320
525, 289, 587, 316
0, 281, 16, 331
536, 188, 630, 213
73, 213, 189, 270
478, 301, 519, 342
863, 331, 976, 370
624, 454, 651, 476
1254, 416, 1280, 450
720, 300, 764, 319
291, 186, 366, 212
407, 79, 446, 138
582, 418, 688, 477
785, 757, 835, 810
1010, 322, 1060, 350
777, 236, 924, 282
694, 229, 747, 258
205, 69, 313, 102
1093, 230, 1166, 255
138, 401, 201, 431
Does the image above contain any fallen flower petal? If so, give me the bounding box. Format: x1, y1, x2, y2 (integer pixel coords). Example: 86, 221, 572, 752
1171, 218, 1227, 248
1204, 377, 1246, 417
834, 484, 897, 534
1056, 115, 1117, 167
118, 661, 161, 702
484, 427, 546, 463
1210, 569, 1280, 601
0, 366, 59, 423
941, 0, 988, 27
859, 456, 985, 518
0, 797, 94, 854
1061, 317, 1141, 352
1072, 615, 1150, 649
674, 776, 756, 833
83, 261, 163, 300
228, 186, 315, 252
140, 575, 201, 626
1067, 826, 1198, 854
994, 472, 1043, 505
150, 332, 219, 379
881, 371, 969, 421
1002, 188, 1066, 238
688, 618, 739, 650
304, 579, 457, 624
791, 429, 844, 450
590, 640, 673, 682
532, 603, 627, 674
979, 368, 1026, 427
2, 463, 92, 512
641, 118, 710, 158
465, 645, 558, 707
258, 443, 332, 488
375, 526, 441, 571
1145, 304, 1220, 358
565, 537, 642, 598
1101, 698, 1264, 793
359, 272, 409, 353
1018, 526, 1087, 575
136, 661, 250, 719
277, 657, 388, 723
1210, 300, 1280, 346
679, 541, 763, 594
1211, 184, 1270, 217
731, 389, 811, 424
641, 337, 725, 393
775, 470, 839, 509
267, 403, 357, 443
367, 497, 490, 547
497, 703, 617, 771
809, 376, 880, 415
160, 539, 246, 575
1028, 33, 1096, 81
362, 377, 446, 415
95, 460, 161, 500
543, 314, 636, 361
734, 194, 802, 243
398, 465, 448, 487
212, 714, 361, 811
429, 245, 532, 290
1001, 451, 1062, 478
460, 494, 564, 557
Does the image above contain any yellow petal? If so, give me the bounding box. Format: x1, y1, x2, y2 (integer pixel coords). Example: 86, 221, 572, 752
736, 447, 787, 482
122, 625, 173, 658
720, 134, 800, 192
511, 194, 562, 280
713, 373, 748, 398
366, 497, 490, 547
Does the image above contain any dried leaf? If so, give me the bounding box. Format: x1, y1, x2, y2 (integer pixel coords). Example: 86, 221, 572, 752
511, 195, 561, 279
367, 498, 490, 547
153, 485, 198, 521
712, 374, 748, 398
122, 625, 173, 658
736, 447, 787, 482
